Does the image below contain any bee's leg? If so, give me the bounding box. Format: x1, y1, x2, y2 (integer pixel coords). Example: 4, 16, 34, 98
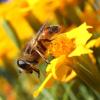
37, 70, 40, 78
34, 67, 40, 78
29, 64, 40, 77
34, 47, 50, 64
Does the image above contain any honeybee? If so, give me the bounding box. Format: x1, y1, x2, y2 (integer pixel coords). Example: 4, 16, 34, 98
17, 22, 61, 77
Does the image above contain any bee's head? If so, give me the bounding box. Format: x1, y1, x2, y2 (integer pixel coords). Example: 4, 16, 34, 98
17, 59, 29, 71
47, 25, 61, 34
17, 59, 40, 77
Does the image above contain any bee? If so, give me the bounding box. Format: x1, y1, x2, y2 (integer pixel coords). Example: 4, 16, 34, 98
17, 22, 61, 77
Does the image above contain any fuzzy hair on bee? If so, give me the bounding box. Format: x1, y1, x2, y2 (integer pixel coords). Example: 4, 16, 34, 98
17, 22, 61, 77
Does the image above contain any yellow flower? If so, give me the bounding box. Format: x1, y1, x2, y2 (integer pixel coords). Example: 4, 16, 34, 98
79, 2, 100, 33
95, 37, 100, 47
0, 1, 34, 62
0, 0, 34, 41
0, 26, 19, 61
26, 0, 60, 23
26, 0, 81, 23
33, 22, 98, 97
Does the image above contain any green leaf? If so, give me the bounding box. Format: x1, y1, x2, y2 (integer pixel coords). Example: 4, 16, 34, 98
73, 55, 100, 95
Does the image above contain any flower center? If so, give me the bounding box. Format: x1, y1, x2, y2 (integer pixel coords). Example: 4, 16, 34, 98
47, 34, 75, 57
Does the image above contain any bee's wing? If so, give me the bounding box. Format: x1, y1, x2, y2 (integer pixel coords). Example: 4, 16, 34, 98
34, 21, 48, 43
24, 22, 48, 53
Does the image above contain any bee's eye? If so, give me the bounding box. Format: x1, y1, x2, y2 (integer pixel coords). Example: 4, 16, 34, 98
17, 60, 27, 69
51, 26, 60, 33
47, 26, 61, 34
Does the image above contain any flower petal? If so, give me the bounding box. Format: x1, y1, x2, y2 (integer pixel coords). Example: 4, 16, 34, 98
86, 39, 96, 48
51, 55, 70, 80
46, 58, 58, 73
94, 37, 100, 47
66, 23, 92, 46
53, 65, 73, 82
68, 46, 93, 57
46, 55, 75, 82
33, 73, 53, 97
64, 70, 77, 82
